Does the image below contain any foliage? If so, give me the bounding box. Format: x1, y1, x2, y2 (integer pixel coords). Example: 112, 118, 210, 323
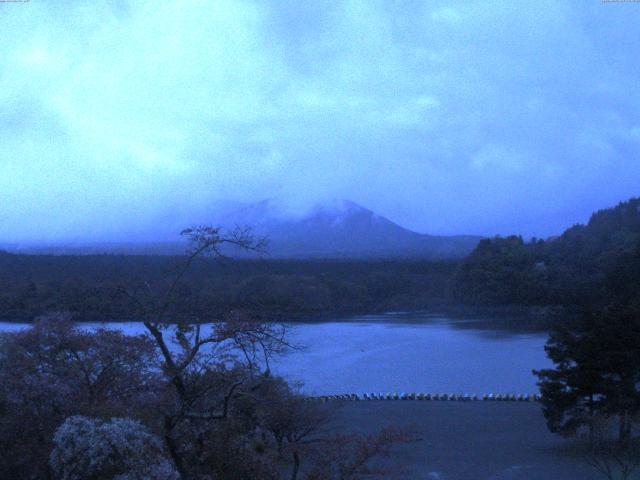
0, 314, 160, 478
452, 235, 546, 305
50, 416, 179, 480
454, 197, 640, 308
0, 253, 457, 321
534, 303, 640, 445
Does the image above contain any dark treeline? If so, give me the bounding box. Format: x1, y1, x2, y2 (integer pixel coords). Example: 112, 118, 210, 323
453, 197, 640, 309
0, 253, 458, 321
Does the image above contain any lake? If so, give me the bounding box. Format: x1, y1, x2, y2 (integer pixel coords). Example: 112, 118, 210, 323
0, 312, 551, 396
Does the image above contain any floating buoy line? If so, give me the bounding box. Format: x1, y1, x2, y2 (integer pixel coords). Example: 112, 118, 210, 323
304, 393, 541, 402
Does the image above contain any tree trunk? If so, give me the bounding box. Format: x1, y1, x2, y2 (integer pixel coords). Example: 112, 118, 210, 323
618, 411, 631, 446
290, 450, 300, 480
588, 395, 594, 445
164, 415, 187, 479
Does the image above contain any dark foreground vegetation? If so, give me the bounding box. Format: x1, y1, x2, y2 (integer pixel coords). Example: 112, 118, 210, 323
0, 316, 414, 479
457, 198, 640, 479
533, 302, 640, 480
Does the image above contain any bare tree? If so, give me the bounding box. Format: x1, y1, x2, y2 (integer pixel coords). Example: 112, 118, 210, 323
305, 426, 417, 480
114, 226, 293, 477
585, 441, 640, 480
582, 416, 640, 480
255, 379, 329, 480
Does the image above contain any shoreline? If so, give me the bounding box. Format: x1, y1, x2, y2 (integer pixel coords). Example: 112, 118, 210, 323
0, 304, 563, 325
0, 309, 556, 336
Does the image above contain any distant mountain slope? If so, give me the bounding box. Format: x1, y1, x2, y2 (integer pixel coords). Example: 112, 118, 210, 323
216, 199, 482, 259
6, 199, 482, 259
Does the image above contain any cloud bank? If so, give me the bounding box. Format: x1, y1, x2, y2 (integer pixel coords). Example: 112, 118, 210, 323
1, 0, 640, 242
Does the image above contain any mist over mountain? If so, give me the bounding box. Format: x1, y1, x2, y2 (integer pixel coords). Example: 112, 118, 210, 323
6, 199, 481, 259
216, 199, 481, 259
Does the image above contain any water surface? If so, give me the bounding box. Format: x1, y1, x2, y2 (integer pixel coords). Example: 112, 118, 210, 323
0, 312, 551, 395
271, 313, 550, 395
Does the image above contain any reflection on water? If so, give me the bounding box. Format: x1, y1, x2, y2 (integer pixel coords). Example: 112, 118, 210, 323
0, 312, 551, 395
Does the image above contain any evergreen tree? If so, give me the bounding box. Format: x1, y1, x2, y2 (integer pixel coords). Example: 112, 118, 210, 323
535, 306, 640, 444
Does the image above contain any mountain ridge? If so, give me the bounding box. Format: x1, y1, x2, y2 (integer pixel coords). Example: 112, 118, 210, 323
215, 199, 482, 259
5, 199, 482, 259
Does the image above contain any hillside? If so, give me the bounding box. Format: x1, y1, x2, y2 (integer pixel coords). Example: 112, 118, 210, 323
453, 197, 640, 308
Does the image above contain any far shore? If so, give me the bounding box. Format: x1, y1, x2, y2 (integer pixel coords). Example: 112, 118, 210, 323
0, 305, 561, 334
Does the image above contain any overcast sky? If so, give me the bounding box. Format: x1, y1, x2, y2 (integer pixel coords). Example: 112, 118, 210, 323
1, 0, 639, 243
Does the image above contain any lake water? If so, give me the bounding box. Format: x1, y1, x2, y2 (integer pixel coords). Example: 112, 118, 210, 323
0, 312, 551, 396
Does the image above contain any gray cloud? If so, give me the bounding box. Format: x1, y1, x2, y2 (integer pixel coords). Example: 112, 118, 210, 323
1, 0, 639, 242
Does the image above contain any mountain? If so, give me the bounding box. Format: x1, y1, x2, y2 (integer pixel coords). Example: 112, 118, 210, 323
214, 199, 482, 259
5, 199, 482, 259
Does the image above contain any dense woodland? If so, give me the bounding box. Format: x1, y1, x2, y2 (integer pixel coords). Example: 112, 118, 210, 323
454, 198, 640, 310
0, 254, 457, 322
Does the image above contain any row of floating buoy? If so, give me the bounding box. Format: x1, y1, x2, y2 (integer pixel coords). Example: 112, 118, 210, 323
305, 394, 360, 402
305, 393, 541, 402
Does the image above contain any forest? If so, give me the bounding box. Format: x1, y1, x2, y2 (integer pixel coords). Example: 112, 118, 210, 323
0, 253, 457, 322
453, 197, 640, 310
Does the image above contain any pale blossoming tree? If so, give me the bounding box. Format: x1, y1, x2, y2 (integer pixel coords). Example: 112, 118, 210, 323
50, 416, 180, 480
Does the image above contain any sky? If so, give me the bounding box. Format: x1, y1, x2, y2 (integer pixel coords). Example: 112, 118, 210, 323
1, 0, 640, 243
